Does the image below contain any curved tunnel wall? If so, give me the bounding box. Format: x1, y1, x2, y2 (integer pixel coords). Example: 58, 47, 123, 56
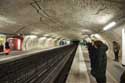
99, 25, 124, 60
22, 35, 70, 51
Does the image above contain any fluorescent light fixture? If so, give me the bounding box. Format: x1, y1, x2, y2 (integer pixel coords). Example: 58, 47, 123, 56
122, 28, 125, 65
25, 35, 37, 39
103, 21, 116, 31
39, 37, 46, 40
30, 35, 37, 39
44, 34, 50, 37
82, 29, 90, 32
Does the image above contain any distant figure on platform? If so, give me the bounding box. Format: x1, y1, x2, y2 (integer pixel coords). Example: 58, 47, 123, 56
4, 41, 11, 55
94, 40, 108, 83
120, 70, 125, 83
86, 40, 96, 75
0, 44, 4, 52
113, 41, 120, 61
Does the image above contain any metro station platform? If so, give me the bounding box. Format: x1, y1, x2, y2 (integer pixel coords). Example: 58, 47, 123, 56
0, 47, 56, 62
0, 0, 125, 82
0, 45, 124, 83
0, 49, 42, 62
66, 45, 125, 83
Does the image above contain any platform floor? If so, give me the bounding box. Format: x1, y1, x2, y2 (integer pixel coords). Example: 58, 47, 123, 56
0, 45, 124, 83
66, 45, 125, 83
0, 48, 45, 62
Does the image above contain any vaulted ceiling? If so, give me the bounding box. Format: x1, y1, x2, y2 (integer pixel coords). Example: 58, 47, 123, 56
0, 0, 125, 39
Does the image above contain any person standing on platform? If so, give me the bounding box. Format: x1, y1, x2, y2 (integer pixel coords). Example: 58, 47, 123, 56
94, 40, 108, 83
86, 40, 96, 76
4, 41, 11, 55
113, 41, 120, 62
120, 70, 125, 83
0, 43, 4, 52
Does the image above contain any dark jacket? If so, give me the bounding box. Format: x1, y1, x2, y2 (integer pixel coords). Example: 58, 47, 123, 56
113, 42, 120, 53
120, 71, 125, 83
5, 42, 10, 49
94, 43, 108, 80
87, 42, 96, 70
87, 43, 95, 56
